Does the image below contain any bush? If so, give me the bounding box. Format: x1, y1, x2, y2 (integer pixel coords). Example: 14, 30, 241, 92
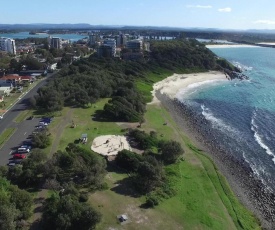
116, 149, 144, 172
159, 140, 184, 164
145, 193, 160, 207
79, 193, 89, 202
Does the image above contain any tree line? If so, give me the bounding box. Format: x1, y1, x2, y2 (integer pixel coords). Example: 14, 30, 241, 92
116, 129, 184, 207
0, 144, 106, 229
31, 38, 226, 122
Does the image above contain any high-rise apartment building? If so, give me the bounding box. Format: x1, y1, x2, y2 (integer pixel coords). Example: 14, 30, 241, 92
103, 39, 116, 56
126, 39, 143, 51
49, 37, 62, 49
0, 37, 16, 55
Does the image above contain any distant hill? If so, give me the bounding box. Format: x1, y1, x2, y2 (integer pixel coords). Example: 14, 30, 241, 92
1, 23, 275, 34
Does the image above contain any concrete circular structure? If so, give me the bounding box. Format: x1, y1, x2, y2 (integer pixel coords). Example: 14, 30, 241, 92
91, 135, 131, 156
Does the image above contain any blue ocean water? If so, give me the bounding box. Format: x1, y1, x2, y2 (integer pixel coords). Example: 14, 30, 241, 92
0, 31, 86, 41
178, 46, 275, 192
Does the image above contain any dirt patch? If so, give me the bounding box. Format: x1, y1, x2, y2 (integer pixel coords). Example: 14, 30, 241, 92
91, 135, 131, 156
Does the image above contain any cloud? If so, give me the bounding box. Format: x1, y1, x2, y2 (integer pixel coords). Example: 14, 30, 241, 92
218, 7, 231, 12
254, 20, 275, 25
186, 5, 212, 9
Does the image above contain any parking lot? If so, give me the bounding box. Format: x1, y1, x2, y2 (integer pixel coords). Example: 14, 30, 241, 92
0, 117, 48, 166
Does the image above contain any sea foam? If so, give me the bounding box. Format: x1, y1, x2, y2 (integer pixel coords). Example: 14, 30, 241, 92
201, 104, 240, 135
251, 112, 275, 164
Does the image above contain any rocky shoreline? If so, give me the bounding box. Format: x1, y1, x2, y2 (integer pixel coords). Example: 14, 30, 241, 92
155, 90, 275, 229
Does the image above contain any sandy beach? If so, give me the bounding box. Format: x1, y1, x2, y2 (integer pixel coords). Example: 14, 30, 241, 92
149, 71, 227, 105
206, 44, 259, 48
150, 71, 275, 229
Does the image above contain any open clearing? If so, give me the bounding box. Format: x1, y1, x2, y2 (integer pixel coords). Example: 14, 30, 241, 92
91, 135, 131, 156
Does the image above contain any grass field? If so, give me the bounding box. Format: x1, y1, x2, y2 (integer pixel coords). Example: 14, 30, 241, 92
57, 99, 127, 152
52, 99, 260, 230
0, 128, 16, 148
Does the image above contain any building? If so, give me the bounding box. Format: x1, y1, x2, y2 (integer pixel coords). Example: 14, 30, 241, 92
0, 86, 12, 96
103, 39, 116, 56
120, 34, 127, 47
49, 37, 62, 49
126, 39, 143, 51
88, 34, 99, 46
97, 45, 113, 58
1, 75, 21, 86
0, 37, 16, 55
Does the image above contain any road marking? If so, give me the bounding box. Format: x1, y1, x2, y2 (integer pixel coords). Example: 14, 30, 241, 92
9, 151, 13, 155
24, 132, 27, 135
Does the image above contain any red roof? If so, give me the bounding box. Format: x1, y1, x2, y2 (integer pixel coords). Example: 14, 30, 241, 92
21, 76, 32, 80
2, 75, 21, 80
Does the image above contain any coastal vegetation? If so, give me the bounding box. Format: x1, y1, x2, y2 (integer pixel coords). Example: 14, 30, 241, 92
0, 38, 261, 229
32, 39, 230, 123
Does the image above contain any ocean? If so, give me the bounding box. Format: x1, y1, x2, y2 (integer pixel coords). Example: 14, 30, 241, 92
177, 46, 275, 193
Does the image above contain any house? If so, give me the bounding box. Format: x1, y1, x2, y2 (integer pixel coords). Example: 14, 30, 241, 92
21, 75, 35, 83
1, 75, 21, 85
0, 80, 13, 88
20, 70, 47, 76
0, 86, 12, 96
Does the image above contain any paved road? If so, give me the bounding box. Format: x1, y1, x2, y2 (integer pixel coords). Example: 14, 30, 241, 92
0, 72, 57, 166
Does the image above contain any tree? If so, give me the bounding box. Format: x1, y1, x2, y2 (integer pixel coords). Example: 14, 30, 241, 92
42, 194, 101, 230
134, 157, 165, 194
9, 186, 33, 219
116, 150, 144, 172
32, 131, 51, 149
0, 205, 18, 230
159, 140, 184, 164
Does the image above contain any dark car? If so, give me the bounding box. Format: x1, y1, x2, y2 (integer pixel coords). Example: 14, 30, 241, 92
27, 116, 34, 120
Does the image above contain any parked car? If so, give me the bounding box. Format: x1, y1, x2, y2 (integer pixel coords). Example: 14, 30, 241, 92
22, 140, 32, 146
13, 154, 27, 159
17, 147, 30, 153
20, 145, 32, 150
8, 162, 16, 167
39, 122, 49, 126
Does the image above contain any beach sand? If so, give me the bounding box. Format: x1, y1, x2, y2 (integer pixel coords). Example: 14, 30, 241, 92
149, 71, 226, 105
149, 71, 275, 229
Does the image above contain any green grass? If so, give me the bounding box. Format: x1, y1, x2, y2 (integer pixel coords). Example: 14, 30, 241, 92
189, 144, 261, 230
14, 110, 32, 123
144, 104, 260, 229
136, 68, 207, 103
57, 99, 126, 152
0, 128, 16, 148
136, 69, 173, 102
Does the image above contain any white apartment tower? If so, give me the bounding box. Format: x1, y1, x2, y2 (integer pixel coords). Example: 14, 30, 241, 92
0, 37, 16, 55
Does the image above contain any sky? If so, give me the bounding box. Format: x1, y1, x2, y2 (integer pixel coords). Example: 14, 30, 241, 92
2, 0, 275, 30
